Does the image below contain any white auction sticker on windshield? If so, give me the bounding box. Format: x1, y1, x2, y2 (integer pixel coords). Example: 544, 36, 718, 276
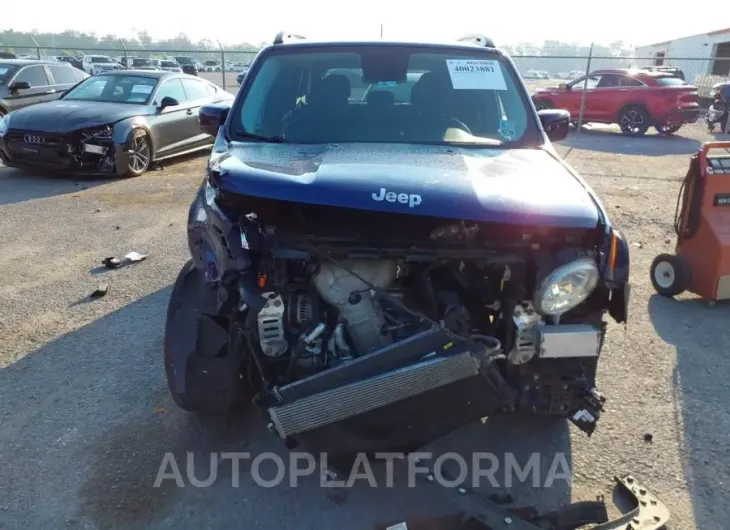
131, 84, 153, 94
446, 60, 507, 90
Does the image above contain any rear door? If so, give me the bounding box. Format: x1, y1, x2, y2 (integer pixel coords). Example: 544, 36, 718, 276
47, 64, 80, 98
150, 78, 189, 156
181, 78, 218, 146
4, 65, 54, 112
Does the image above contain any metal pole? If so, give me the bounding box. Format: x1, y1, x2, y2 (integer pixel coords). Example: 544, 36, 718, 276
380, 24, 384, 38
119, 39, 127, 69
217, 40, 226, 91
576, 43, 594, 137
30, 35, 41, 59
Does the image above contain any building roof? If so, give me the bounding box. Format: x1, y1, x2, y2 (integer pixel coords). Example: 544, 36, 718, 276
641, 27, 730, 48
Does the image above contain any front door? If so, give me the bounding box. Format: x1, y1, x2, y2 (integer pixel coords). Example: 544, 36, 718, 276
561, 74, 604, 121
5, 65, 54, 112
150, 78, 190, 156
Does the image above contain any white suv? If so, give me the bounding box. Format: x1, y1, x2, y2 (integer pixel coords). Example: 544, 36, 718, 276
82, 55, 119, 75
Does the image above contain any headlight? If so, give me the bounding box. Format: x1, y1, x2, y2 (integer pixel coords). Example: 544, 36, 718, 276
534, 258, 599, 316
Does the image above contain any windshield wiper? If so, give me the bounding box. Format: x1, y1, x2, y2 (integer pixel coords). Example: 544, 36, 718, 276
234, 131, 289, 143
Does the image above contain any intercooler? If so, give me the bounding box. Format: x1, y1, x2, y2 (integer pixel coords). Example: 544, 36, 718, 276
268, 350, 480, 438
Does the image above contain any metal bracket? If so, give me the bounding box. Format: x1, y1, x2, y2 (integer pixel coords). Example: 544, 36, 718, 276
592, 474, 670, 530
392, 466, 670, 530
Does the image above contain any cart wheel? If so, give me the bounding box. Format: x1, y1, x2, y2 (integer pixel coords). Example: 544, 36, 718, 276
650, 254, 691, 297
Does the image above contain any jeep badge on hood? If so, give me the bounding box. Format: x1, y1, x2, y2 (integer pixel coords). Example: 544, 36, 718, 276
372, 187, 423, 208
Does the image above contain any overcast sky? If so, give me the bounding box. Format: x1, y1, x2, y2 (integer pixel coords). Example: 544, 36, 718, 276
1, 2, 721, 48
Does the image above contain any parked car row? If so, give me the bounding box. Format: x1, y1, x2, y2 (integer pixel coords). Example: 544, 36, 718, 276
201, 60, 250, 72
531, 68, 700, 136
523, 69, 550, 79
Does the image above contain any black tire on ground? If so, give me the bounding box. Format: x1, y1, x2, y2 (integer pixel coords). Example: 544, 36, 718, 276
650, 253, 691, 297
122, 129, 152, 177
656, 122, 682, 135
163, 260, 253, 415
618, 105, 650, 136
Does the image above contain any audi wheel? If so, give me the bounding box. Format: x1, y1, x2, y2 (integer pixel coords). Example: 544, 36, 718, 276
123, 130, 152, 178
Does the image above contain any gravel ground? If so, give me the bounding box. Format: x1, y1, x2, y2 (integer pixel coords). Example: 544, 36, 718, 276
1, 124, 729, 530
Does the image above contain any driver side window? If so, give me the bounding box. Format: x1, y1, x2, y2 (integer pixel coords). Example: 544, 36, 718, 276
573, 74, 602, 90
155, 79, 187, 105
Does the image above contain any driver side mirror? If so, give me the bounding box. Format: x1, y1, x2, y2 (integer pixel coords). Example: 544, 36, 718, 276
159, 96, 179, 109
558, 83, 568, 90
538, 109, 570, 142
199, 102, 231, 136
9, 81, 31, 93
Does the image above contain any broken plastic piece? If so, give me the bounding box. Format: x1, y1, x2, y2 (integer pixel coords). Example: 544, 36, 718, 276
102, 257, 122, 269
124, 251, 148, 262
90, 283, 108, 298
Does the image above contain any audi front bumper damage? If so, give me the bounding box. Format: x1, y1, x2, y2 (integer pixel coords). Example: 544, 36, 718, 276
0, 127, 131, 176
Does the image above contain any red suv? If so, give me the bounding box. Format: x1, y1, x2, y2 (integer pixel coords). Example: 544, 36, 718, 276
531, 69, 699, 136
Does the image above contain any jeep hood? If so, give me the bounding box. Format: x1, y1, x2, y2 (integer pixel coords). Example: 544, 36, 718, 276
212, 143, 600, 229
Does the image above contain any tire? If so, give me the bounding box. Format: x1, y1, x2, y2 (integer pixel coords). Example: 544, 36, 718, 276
122, 129, 151, 177
650, 253, 691, 297
618, 105, 650, 136
656, 122, 682, 135
163, 260, 252, 415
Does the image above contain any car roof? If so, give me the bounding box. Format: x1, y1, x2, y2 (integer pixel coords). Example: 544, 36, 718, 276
0, 58, 71, 66
94, 70, 204, 80
266, 38, 502, 54
592, 68, 671, 78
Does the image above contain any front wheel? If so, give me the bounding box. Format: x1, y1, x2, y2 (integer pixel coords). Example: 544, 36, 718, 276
619, 105, 650, 136
650, 253, 691, 297
122, 130, 151, 177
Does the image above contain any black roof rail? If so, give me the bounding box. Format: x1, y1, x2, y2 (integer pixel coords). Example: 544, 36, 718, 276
273, 32, 307, 45
457, 34, 495, 48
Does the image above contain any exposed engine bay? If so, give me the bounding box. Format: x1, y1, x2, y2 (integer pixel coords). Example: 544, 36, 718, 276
168, 179, 629, 460
247, 250, 607, 434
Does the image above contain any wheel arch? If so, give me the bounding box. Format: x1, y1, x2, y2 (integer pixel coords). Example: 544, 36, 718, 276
112, 118, 156, 161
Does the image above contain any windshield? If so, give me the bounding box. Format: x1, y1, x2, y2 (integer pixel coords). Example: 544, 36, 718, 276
63, 75, 158, 104
161, 61, 177, 67
233, 46, 538, 147
176, 57, 194, 65
132, 58, 153, 67
90, 56, 114, 64
0, 64, 19, 85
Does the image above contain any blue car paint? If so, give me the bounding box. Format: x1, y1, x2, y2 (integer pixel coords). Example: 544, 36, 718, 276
211, 142, 601, 229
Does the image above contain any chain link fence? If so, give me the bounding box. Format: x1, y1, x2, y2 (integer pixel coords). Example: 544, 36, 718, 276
5, 40, 729, 135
